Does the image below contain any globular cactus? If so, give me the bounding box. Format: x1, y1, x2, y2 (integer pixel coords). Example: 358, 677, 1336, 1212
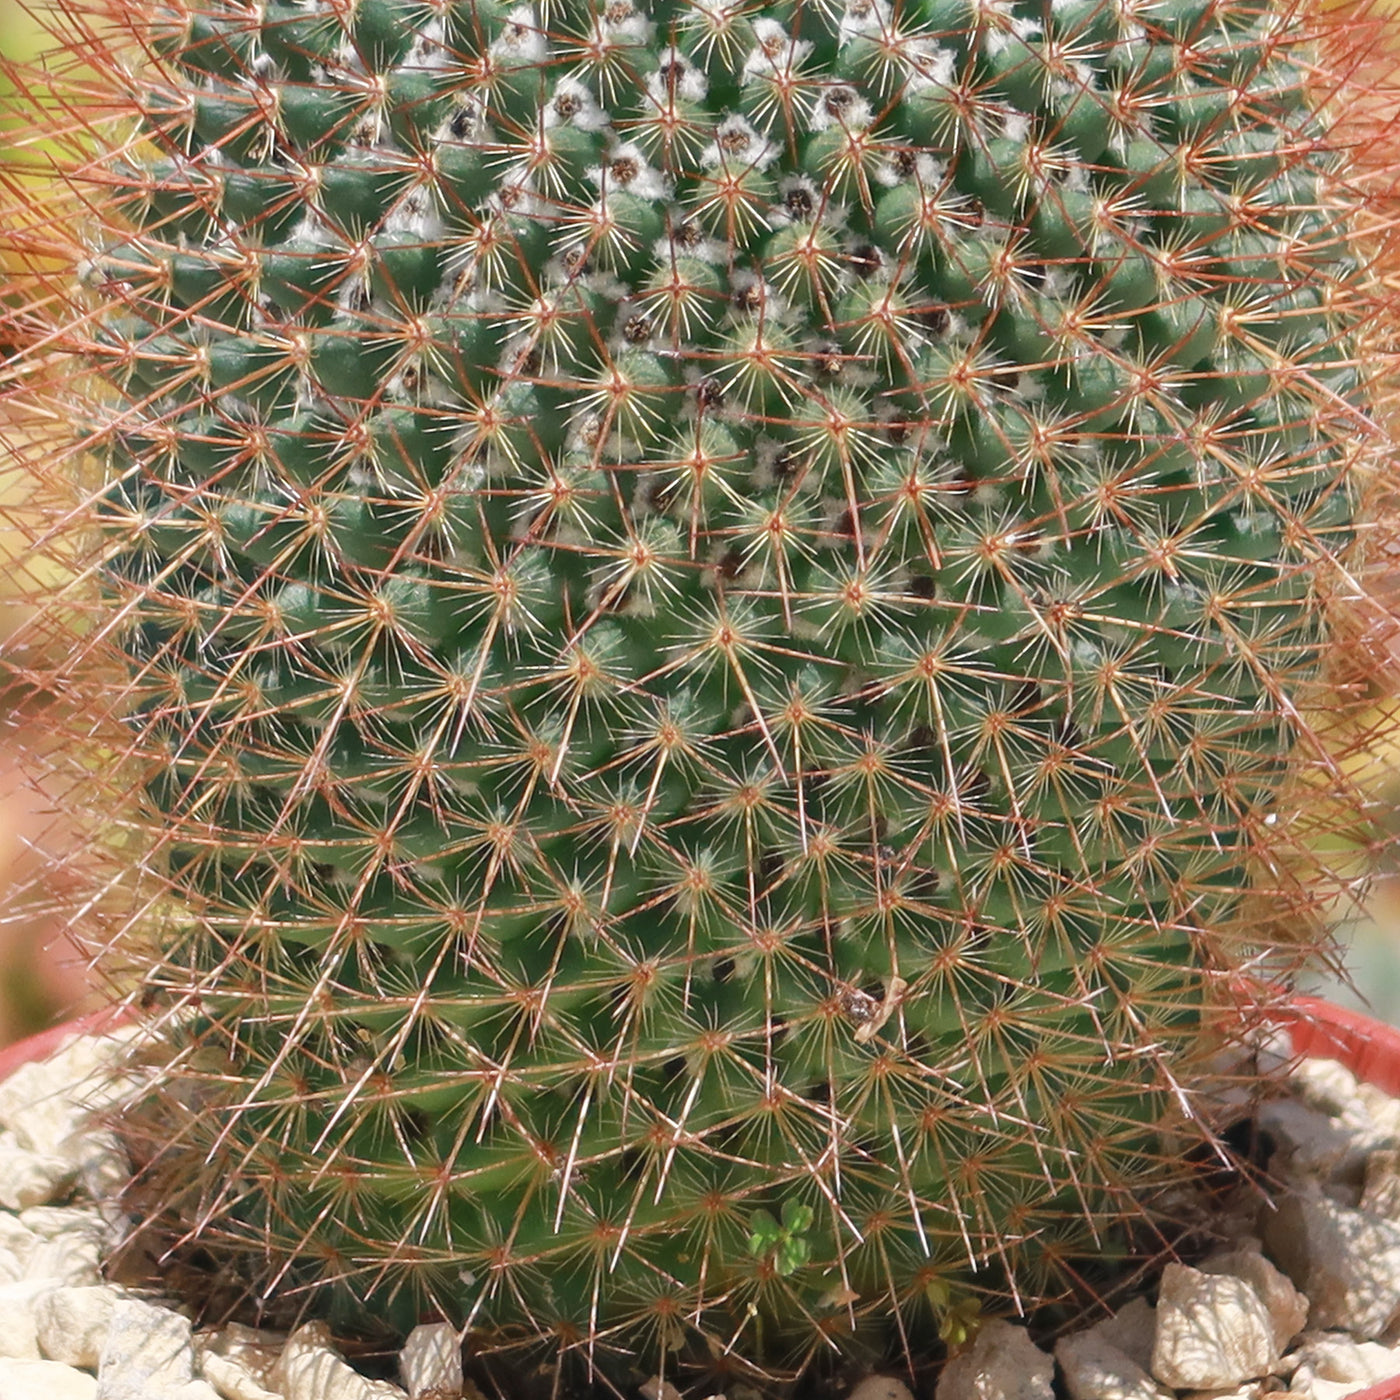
1, 0, 1395, 1371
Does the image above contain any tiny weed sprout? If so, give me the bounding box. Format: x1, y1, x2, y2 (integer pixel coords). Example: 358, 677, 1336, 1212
3, 0, 1400, 1381
748, 1198, 814, 1278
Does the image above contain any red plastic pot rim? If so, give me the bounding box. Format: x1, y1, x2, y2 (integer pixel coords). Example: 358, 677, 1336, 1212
0, 1004, 132, 1086
1273, 994, 1400, 1098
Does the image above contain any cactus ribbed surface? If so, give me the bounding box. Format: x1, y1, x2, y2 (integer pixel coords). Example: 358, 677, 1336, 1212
1, 0, 1389, 1368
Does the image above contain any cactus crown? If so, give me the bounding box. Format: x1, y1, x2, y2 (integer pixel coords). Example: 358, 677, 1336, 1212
0, 0, 1394, 1375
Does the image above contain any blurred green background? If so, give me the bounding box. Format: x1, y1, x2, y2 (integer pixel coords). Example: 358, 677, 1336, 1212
1296, 717, 1400, 1022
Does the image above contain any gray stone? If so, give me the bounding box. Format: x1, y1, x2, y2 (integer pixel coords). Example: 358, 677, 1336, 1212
1298, 1378, 1376, 1400
0, 1136, 74, 1210
0, 1025, 139, 1160
0, 1279, 53, 1359
935, 1320, 1053, 1400
65, 1127, 131, 1207
0, 1215, 39, 1282
1357, 1081, 1400, 1149
269, 1323, 406, 1400
1362, 1151, 1400, 1222
1198, 1247, 1308, 1352
1264, 1193, 1400, 1338
1255, 1098, 1368, 1189
1316, 1338, 1400, 1385
36, 1285, 123, 1368
848, 1378, 915, 1400
96, 1297, 218, 1400
1288, 1058, 1400, 1158
0, 1051, 93, 1157
1054, 1332, 1173, 1400
1288, 1332, 1400, 1391
20, 1205, 110, 1241
1176, 1388, 1263, 1400
0, 1357, 98, 1400
1291, 1057, 1374, 1122
196, 1323, 286, 1387
1086, 1300, 1157, 1375
201, 1353, 285, 1400
1150, 1263, 1279, 1389
17, 1207, 108, 1289
399, 1323, 462, 1399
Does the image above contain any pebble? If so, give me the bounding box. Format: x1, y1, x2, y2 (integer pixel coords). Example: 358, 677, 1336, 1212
398, 1323, 462, 1400
21, 1206, 116, 1288
1295, 1378, 1374, 1400
201, 1352, 285, 1400
0, 1135, 75, 1210
1286, 1332, 1400, 1400
1264, 1192, 1400, 1338
847, 1378, 915, 1400
37, 1285, 124, 1368
1087, 1299, 1158, 1374
0, 1356, 98, 1399
935, 1320, 1053, 1400
1256, 1097, 1367, 1187
96, 1297, 219, 1400
269, 1323, 406, 1400
1177, 1387, 1262, 1400
1055, 1331, 1173, 1400
1361, 1150, 1400, 1221
1305, 1333, 1400, 1384
0, 1206, 107, 1288
1356, 1079, 1400, 1146
0, 1278, 51, 1359
1292, 1058, 1379, 1123
67, 1126, 132, 1207
1197, 1246, 1309, 1353
1280, 1059, 1400, 1172
0, 1026, 138, 1161
1150, 1263, 1281, 1389
23, 1228, 104, 1289
197, 1323, 287, 1387
0, 1213, 40, 1281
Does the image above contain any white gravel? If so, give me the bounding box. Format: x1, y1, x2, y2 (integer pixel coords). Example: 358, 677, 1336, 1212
398, 1323, 462, 1400
9, 1023, 1400, 1400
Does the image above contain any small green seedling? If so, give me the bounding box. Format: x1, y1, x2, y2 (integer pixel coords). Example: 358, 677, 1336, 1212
926, 1278, 983, 1349
748, 1199, 815, 1278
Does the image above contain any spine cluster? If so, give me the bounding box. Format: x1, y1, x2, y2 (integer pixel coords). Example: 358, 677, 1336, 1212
2, 0, 1395, 1372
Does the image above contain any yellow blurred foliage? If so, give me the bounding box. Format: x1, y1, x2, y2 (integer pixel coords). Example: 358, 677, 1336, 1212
0, 0, 48, 66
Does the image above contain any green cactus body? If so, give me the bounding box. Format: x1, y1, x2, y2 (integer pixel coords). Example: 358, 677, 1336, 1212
19, 0, 1379, 1363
